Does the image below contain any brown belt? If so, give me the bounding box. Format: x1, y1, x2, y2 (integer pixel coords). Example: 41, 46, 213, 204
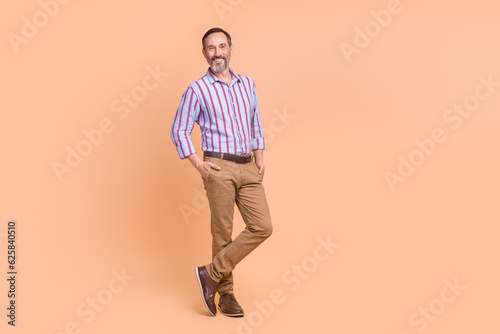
204, 151, 253, 164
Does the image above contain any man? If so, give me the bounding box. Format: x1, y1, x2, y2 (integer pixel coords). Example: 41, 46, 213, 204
170, 27, 273, 317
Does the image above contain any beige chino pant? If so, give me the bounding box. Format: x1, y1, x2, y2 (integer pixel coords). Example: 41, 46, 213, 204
202, 155, 273, 295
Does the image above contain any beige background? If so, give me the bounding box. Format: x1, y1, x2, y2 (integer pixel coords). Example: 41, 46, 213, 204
1, 0, 499, 333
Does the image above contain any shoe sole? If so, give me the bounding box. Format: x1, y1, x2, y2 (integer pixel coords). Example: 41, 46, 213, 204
218, 304, 245, 318
195, 267, 216, 316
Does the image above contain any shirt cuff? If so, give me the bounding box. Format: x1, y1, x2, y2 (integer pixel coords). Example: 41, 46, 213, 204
252, 137, 266, 151
175, 142, 196, 159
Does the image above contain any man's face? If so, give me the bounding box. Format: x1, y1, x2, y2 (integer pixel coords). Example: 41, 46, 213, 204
202, 32, 233, 73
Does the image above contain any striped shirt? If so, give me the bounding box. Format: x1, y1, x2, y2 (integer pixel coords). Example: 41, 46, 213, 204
171, 68, 265, 159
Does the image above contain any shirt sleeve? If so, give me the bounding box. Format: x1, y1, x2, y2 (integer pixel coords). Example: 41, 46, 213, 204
251, 83, 266, 151
171, 87, 200, 159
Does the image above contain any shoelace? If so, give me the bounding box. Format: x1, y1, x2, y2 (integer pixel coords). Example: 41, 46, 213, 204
223, 294, 237, 304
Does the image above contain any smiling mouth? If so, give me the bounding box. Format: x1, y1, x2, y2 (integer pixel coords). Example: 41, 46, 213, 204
212, 57, 225, 64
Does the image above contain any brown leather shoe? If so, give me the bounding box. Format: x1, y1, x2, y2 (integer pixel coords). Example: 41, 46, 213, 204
218, 293, 245, 317
195, 266, 219, 316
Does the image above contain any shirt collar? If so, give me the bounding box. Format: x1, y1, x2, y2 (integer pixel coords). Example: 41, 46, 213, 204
206, 67, 241, 86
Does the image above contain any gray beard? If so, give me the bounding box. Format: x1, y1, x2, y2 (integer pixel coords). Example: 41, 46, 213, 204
211, 59, 229, 73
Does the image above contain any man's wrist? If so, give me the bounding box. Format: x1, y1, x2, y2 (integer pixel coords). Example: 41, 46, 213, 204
253, 149, 264, 164
187, 153, 203, 169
